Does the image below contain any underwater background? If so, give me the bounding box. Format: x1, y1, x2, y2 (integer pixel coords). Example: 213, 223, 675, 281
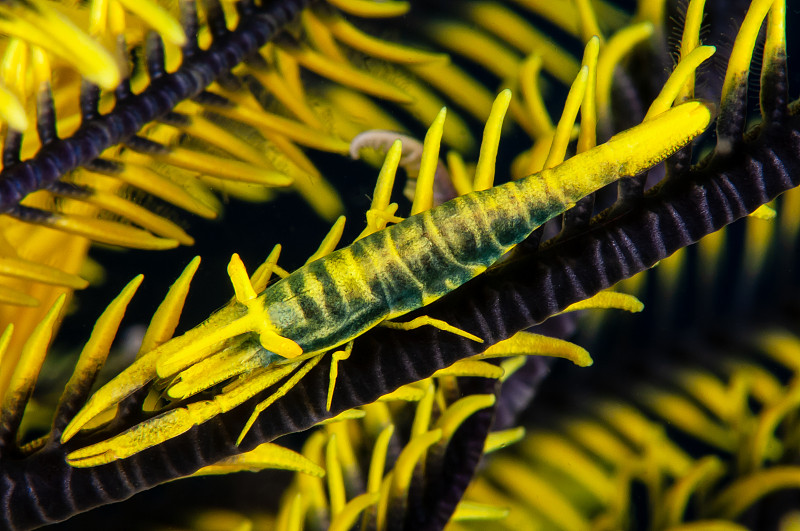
0, 0, 799, 529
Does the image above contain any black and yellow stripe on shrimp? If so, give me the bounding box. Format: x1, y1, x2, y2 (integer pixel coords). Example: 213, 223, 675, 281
252, 100, 712, 355
0, 0, 798, 529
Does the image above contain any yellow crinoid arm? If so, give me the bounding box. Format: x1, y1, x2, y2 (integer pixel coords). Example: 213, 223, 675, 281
536, 36, 599, 175
329, 492, 381, 531
716, 0, 773, 148
434, 394, 496, 446
0, 286, 38, 307
54, 276, 144, 432
645, 45, 716, 120
675, 0, 708, 103
92, 160, 220, 220
325, 433, 346, 516
282, 43, 412, 104
0, 0, 120, 90
137, 257, 201, 356
306, 216, 347, 265
41, 213, 179, 251
477, 331, 594, 367
543, 66, 589, 170
577, 36, 600, 154
61, 260, 208, 443
709, 467, 800, 520
449, 501, 510, 523
115, 0, 186, 45
596, 22, 654, 124
320, 8, 447, 65
193, 442, 325, 477
0, 256, 88, 290
376, 429, 442, 529
250, 245, 290, 292
409, 107, 447, 216
560, 290, 644, 314
422, 18, 520, 81
325, 0, 410, 18
484, 426, 526, 454
367, 424, 395, 494
463, 2, 580, 85
0, 295, 64, 448
0, 78, 27, 132
472, 89, 513, 192
720, 0, 774, 109
432, 360, 505, 379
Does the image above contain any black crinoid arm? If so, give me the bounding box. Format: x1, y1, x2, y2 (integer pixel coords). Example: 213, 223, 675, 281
0, 0, 311, 213
0, 0, 799, 530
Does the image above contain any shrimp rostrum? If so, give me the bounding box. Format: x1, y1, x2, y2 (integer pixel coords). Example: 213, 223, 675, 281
62, 87, 713, 465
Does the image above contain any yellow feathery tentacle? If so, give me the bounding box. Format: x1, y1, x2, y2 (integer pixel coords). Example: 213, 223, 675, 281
484, 427, 526, 454
0, 0, 120, 89
478, 331, 594, 367
676, 0, 708, 102
543, 66, 589, 169
463, 2, 581, 85
645, 45, 716, 119
560, 290, 644, 314
596, 21, 654, 124
409, 107, 447, 215
53, 276, 143, 428
319, 8, 447, 64
325, 0, 410, 18
193, 442, 325, 477
0, 294, 64, 448
472, 89, 512, 192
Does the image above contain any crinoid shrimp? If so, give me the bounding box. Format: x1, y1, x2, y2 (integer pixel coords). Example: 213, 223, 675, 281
61, 83, 713, 464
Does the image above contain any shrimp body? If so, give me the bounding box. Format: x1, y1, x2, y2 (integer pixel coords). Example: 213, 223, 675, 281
265, 179, 555, 354
61, 99, 713, 450
261, 99, 714, 355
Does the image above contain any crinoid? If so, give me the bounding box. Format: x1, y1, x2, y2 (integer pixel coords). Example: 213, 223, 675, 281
0, 0, 797, 529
